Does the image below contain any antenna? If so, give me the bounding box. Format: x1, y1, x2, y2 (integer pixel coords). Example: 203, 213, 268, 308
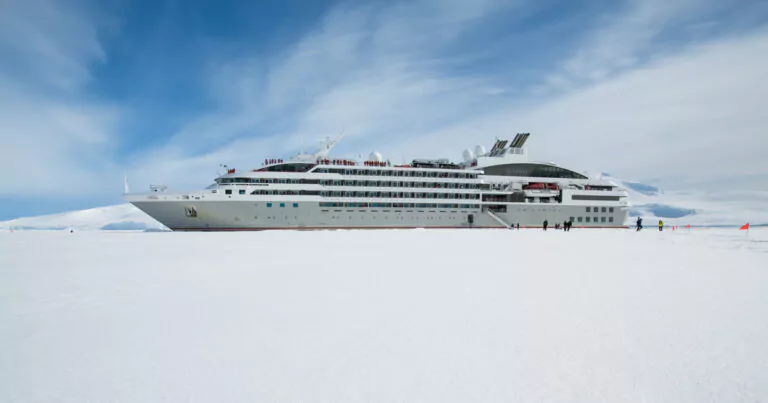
313, 132, 345, 159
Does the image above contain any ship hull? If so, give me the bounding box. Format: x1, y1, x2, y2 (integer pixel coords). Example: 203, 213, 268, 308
130, 199, 629, 231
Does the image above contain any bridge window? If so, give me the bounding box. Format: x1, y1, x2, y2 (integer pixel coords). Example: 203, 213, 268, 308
586, 207, 591, 212
225, 189, 232, 195
482, 163, 588, 179
261, 163, 315, 173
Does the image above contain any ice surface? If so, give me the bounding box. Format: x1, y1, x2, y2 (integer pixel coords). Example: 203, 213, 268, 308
2, 228, 767, 402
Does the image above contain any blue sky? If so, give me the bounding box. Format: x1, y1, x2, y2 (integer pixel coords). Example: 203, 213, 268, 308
1, 0, 767, 220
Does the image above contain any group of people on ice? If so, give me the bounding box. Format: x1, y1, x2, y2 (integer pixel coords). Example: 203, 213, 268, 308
542, 219, 573, 231
636, 217, 664, 231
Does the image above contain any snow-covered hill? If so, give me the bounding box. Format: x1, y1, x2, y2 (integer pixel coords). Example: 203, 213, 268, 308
0, 204, 166, 231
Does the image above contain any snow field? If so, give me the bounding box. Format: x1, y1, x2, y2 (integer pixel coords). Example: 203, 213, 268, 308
1, 228, 767, 402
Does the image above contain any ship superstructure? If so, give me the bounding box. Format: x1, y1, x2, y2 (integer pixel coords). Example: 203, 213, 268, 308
126, 134, 629, 230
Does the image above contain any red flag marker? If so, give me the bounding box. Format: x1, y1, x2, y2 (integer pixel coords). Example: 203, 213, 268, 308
739, 223, 749, 231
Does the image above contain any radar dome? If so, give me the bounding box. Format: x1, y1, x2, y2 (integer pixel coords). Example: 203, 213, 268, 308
462, 149, 475, 162
474, 145, 486, 157
368, 151, 383, 162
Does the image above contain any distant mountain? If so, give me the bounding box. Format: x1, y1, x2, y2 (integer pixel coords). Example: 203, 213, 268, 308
602, 174, 765, 226
0, 204, 166, 231
622, 182, 662, 197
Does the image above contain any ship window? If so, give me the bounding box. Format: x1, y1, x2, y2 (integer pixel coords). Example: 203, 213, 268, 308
609, 217, 614, 223
601, 217, 606, 223
239, 189, 245, 195
481, 163, 588, 179
585, 217, 590, 223
225, 189, 232, 195
212, 190, 218, 194
601, 207, 606, 213
577, 217, 583, 222
293, 203, 298, 208
267, 203, 272, 208
594, 217, 598, 222
586, 207, 590, 212
609, 207, 614, 213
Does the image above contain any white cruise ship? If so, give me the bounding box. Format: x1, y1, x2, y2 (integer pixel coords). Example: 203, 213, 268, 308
126, 133, 629, 230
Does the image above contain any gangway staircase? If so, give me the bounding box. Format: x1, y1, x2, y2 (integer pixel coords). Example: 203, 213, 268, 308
485, 209, 512, 228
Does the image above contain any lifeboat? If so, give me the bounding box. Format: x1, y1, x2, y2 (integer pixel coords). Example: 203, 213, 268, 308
523, 183, 545, 190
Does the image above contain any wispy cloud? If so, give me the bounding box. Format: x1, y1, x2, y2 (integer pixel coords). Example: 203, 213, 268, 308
0, 0, 121, 199
1, 0, 766, 216
128, 0, 521, 188
402, 29, 768, 187
0, 0, 106, 90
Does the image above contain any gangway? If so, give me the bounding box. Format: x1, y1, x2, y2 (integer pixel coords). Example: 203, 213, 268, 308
485, 209, 512, 228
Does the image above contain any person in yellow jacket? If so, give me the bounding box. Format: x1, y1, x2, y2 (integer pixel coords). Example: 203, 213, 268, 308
658, 220, 664, 231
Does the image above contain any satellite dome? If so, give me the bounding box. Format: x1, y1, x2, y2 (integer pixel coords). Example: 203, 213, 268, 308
462, 149, 475, 162
368, 151, 383, 162
474, 145, 486, 157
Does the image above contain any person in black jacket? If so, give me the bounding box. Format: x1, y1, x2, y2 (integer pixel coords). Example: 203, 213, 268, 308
636, 217, 643, 231
543, 220, 548, 231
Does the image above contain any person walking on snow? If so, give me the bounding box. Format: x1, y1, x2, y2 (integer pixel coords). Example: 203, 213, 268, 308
658, 220, 664, 231
636, 217, 643, 231
543, 220, 548, 231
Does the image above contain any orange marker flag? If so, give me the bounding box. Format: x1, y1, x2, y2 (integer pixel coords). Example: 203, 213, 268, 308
739, 223, 749, 230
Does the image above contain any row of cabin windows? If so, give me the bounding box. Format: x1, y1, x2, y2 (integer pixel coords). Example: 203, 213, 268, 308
320, 180, 482, 189
575, 216, 615, 223
251, 190, 318, 196
218, 178, 481, 188
223, 189, 477, 199
223, 189, 320, 196
586, 206, 615, 213
314, 168, 476, 179
219, 178, 319, 184
319, 202, 479, 209
320, 191, 480, 199
265, 203, 299, 208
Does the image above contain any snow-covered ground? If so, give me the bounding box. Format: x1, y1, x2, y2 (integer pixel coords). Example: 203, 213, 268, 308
2, 228, 767, 402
